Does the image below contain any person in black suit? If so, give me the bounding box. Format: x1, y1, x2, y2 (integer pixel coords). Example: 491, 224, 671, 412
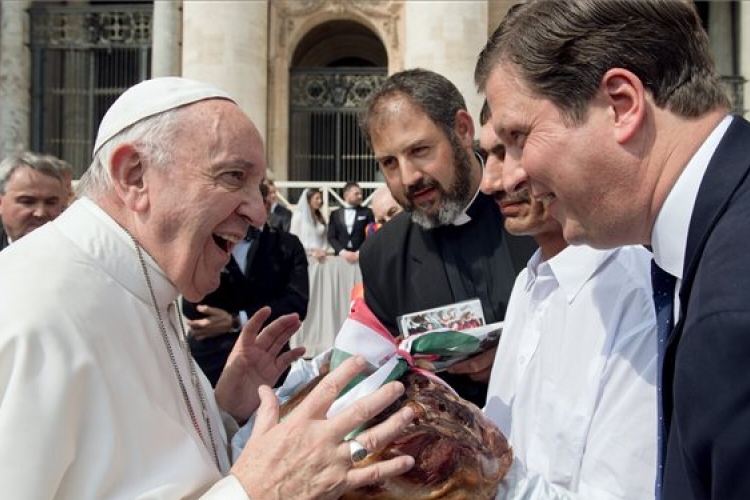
182, 183, 309, 386
265, 178, 292, 232
0, 226, 8, 251
476, 1, 750, 498
327, 181, 374, 263
0, 151, 66, 251
358, 69, 537, 407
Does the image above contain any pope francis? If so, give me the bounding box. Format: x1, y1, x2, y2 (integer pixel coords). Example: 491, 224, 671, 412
0, 77, 415, 499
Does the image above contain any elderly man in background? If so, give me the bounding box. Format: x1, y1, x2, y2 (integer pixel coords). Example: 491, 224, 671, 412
370, 185, 403, 226
0, 77, 415, 499
0, 151, 66, 250
365, 185, 403, 236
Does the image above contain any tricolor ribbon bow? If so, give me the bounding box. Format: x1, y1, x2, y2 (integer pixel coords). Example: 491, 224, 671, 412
327, 298, 499, 418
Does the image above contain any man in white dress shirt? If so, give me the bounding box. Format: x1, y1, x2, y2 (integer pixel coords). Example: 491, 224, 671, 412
0, 77, 415, 499
477, 107, 658, 498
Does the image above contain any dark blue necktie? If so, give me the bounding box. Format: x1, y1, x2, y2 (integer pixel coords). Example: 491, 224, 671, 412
651, 259, 677, 499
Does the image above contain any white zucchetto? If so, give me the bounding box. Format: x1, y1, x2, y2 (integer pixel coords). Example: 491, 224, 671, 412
92, 77, 235, 157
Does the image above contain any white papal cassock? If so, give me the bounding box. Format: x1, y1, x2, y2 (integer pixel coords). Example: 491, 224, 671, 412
0, 198, 248, 499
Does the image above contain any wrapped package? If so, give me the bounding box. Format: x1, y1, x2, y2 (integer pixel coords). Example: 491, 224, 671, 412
282, 367, 512, 500
279, 298, 513, 499
236, 298, 513, 498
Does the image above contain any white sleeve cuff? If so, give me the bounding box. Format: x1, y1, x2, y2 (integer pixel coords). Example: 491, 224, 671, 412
200, 474, 250, 499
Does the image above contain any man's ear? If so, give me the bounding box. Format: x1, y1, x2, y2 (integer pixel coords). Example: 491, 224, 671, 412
109, 144, 149, 213
601, 68, 646, 144
454, 109, 476, 148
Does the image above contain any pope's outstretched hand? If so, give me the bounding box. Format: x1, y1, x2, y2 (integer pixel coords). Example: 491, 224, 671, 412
232, 355, 416, 500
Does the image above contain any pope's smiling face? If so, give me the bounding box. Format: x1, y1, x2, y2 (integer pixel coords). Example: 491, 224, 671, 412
143, 100, 267, 301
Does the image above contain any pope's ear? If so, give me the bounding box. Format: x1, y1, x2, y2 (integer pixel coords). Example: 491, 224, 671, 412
601, 68, 645, 144
109, 144, 149, 212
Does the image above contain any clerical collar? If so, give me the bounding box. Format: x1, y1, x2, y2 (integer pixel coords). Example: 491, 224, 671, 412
451, 187, 481, 226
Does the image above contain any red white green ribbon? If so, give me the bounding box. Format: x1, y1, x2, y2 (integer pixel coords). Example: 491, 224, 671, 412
327, 298, 486, 418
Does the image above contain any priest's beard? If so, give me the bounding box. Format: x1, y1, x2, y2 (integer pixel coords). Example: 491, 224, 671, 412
408, 139, 474, 230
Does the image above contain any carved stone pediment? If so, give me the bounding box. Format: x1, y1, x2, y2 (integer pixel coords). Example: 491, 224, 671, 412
272, 0, 401, 54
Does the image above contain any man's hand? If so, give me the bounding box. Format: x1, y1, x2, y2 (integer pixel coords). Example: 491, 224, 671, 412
340, 250, 360, 264
187, 304, 234, 340
232, 356, 416, 500
310, 248, 327, 262
445, 347, 497, 383
214, 307, 304, 421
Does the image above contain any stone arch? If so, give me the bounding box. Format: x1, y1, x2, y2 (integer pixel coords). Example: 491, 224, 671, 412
286, 19, 387, 189
267, 1, 403, 183
292, 20, 386, 68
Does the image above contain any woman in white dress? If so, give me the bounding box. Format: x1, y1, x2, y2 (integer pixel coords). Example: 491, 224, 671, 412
290, 187, 329, 261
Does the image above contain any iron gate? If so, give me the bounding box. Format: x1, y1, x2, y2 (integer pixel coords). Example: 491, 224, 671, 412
289, 68, 386, 203
28, 3, 152, 177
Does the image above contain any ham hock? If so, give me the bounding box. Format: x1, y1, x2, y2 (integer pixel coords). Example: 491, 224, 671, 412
282, 369, 513, 499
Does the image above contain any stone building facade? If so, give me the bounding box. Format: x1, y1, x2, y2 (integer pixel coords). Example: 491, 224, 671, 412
0, 0, 747, 183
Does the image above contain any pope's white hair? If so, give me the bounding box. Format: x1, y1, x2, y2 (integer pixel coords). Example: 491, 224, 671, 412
78, 106, 186, 200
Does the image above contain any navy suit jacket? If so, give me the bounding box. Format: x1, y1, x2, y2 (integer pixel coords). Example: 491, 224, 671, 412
327, 206, 374, 254
359, 192, 536, 406
0, 227, 8, 251
663, 115, 750, 499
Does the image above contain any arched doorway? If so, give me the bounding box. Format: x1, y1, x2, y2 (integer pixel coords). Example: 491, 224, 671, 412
288, 20, 387, 194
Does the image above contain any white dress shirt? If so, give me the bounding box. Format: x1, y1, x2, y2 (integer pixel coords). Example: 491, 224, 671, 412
344, 206, 356, 234
651, 114, 733, 312
485, 244, 657, 499
230, 237, 255, 326
0, 198, 247, 499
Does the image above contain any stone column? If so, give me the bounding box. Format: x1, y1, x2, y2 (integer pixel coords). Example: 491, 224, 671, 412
0, 0, 31, 159
403, 0, 488, 122
708, 2, 733, 77
182, 1, 268, 141
707, 2, 741, 114
152, 0, 182, 77
741, 2, 750, 118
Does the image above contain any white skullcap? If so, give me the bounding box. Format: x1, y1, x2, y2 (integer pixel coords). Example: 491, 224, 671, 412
92, 77, 235, 158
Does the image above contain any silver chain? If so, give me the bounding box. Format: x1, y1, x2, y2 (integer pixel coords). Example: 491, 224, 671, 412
130, 234, 220, 470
